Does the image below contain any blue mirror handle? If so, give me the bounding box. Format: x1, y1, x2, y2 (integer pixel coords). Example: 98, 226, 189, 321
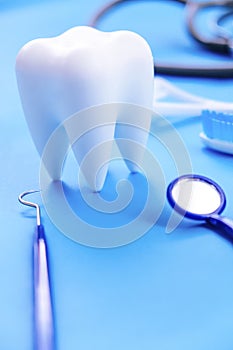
207, 214, 233, 238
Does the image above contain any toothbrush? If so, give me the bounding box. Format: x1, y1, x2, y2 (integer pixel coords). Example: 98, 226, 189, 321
153, 77, 233, 117
153, 77, 233, 155
200, 110, 233, 155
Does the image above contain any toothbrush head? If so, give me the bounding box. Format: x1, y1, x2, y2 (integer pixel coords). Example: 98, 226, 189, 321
200, 110, 233, 155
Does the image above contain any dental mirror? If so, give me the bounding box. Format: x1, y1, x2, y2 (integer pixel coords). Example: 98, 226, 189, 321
167, 174, 233, 238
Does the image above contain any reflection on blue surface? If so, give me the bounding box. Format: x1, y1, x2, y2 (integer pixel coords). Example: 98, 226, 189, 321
63, 165, 148, 228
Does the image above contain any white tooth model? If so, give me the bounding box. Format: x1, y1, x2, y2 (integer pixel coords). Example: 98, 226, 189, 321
16, 26, 154, 191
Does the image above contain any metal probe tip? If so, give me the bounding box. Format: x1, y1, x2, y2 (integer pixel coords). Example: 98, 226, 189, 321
18, 190, 41, 226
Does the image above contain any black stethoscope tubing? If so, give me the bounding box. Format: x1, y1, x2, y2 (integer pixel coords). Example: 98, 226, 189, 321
186, 0, 233, 55
88, 0, 233, 78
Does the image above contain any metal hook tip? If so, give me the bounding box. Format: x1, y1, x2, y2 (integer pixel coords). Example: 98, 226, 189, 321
18, 190, 40, 203
18, 190, 41, 226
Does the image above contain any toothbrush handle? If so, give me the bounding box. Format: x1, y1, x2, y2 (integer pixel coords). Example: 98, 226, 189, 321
34, 225, 54, 350
154, 102, 233, 117
207, 214, 233, 239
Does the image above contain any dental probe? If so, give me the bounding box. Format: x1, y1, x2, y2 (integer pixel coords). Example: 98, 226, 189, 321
18, 191, 55, 350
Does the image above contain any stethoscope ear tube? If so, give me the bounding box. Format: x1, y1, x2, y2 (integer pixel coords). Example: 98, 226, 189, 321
185, 0, 233, 55
154, 62, 233, 78
89, 0, 233, 78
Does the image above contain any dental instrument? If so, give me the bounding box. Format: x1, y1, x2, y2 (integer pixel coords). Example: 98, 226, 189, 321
153, 77, 233, 154
89, 0, 233, 78
167, 174, 233, 238
18, 191, 55, 350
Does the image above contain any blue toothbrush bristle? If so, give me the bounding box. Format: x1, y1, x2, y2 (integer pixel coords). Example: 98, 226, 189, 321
202, 110, 233, 143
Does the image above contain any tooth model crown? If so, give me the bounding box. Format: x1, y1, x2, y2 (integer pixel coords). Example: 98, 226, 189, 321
16, 26, 154, 191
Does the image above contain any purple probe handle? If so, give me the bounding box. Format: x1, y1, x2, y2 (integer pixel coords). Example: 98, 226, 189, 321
34, 225, 54, 350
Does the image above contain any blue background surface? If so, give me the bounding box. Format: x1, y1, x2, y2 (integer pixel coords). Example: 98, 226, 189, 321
0, 1, 233, 349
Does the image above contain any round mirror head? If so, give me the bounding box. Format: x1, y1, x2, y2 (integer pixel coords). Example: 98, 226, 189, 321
167, 174, 226, 220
